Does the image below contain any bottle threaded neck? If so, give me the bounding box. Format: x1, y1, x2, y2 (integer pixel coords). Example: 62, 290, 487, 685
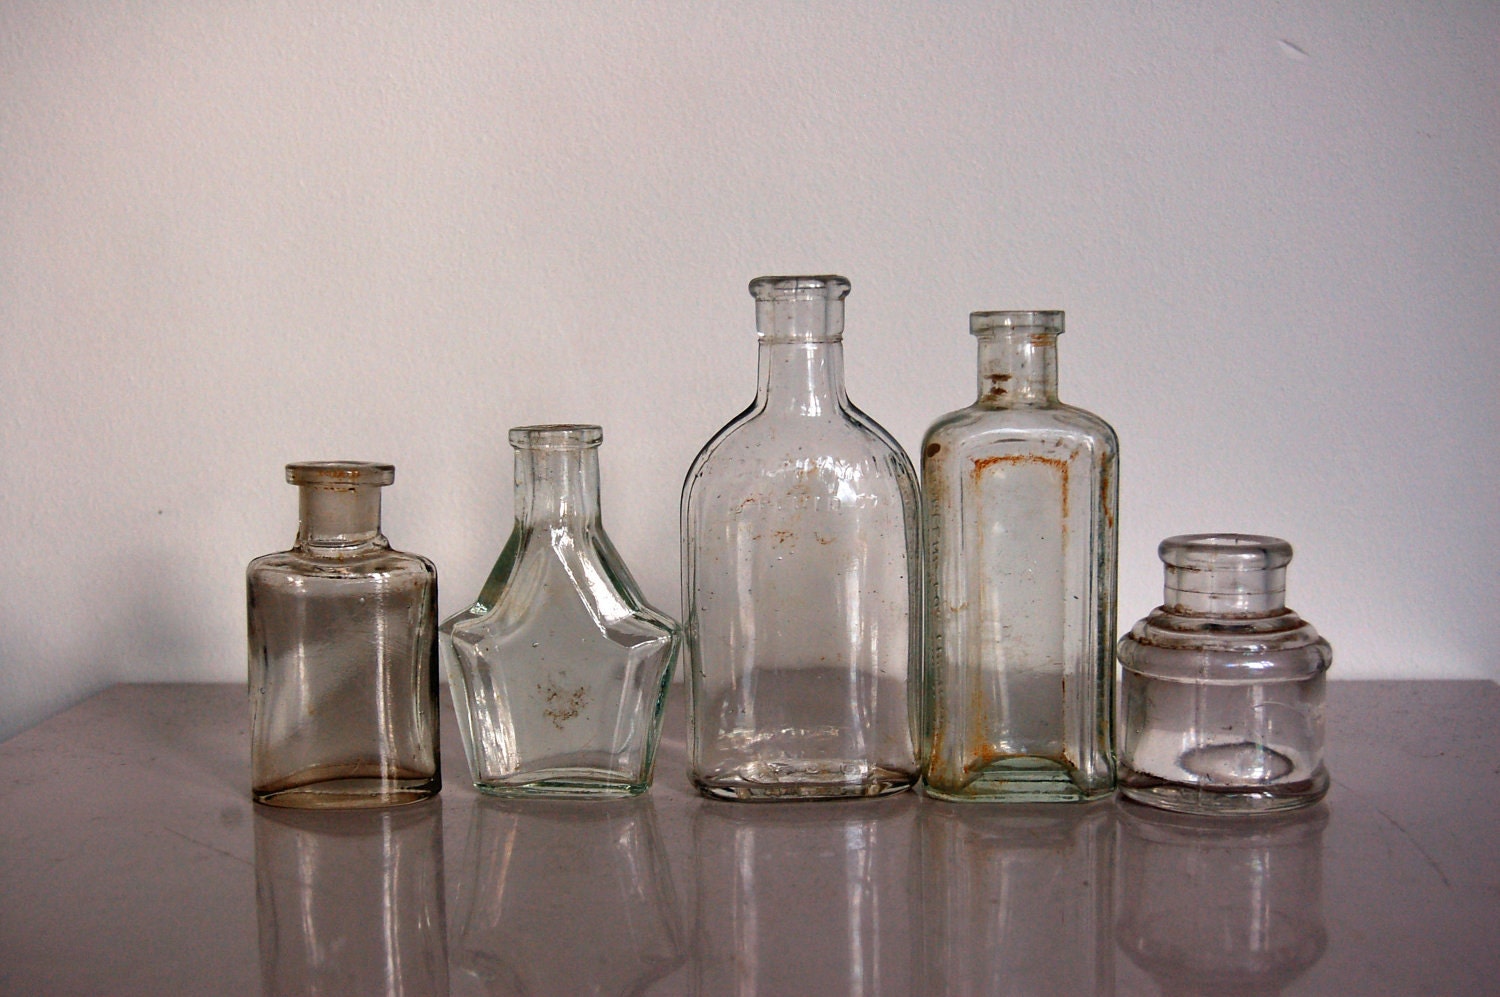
751, 274, 849, 343
1160, 533, 1294, 616
972, 310, 1062, 405
510, 424, 603, 526
288, 461, 391, 547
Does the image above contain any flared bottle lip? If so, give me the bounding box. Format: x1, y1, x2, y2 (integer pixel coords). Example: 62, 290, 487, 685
749, 275, 851, 301
970, 310, 1064, 336
509, 424, 604, 449
1160, 533, 1294, 572
285, 461, 394, 487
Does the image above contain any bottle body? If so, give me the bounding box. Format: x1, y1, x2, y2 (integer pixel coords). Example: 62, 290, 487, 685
682, 276, 921, 801
442, 425, 680, 799
248, 462, 439, 809
921, 311, 1118, 802
1117, 534, 1331, 815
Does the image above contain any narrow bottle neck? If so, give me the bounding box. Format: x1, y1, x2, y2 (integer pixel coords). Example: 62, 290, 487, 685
977, 332, 1059, 406
756, 339, 849, 417
515, 446, 602, 529
296, 485, 386, 548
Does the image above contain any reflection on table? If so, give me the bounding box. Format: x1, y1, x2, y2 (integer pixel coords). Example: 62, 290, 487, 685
693, 795, 918, 995
254, 801, 448, 997
1114, 801, 1329, 997
450, 796, 684, 996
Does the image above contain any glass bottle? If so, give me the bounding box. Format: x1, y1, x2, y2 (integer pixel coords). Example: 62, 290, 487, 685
681, 274, 922, 801
248, 461, 440, 808
921, 310, 1119, 802
1117, 533, 1332, 814
441, 425, 680, 798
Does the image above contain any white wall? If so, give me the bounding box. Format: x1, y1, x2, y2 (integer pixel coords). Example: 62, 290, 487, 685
2, 1, 1496, 741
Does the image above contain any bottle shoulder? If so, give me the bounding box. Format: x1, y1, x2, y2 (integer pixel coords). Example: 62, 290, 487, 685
685, 405, 917, 504
248, 544, 435, 583
1117, 607, 1332, 680
926, 400, 1117, 446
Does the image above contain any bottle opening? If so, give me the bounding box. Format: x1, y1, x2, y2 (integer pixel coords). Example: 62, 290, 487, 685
509, 424, 604, 449
1159, 533, 1293, 615
970, 310, 1064, 338
749, 275, 851, 301
285, 461, 394, 488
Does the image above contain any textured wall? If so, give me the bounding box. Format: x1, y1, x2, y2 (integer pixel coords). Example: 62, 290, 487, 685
2, 2, 1496, 740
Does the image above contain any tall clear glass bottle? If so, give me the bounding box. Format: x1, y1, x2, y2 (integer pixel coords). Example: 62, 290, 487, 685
442, 425, 680, 798
248, 462, 440, 808
921, 310, 1118, 802
682, 275, 921, 801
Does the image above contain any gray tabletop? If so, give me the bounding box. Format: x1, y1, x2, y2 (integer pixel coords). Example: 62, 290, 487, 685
1, 680, 1496, 996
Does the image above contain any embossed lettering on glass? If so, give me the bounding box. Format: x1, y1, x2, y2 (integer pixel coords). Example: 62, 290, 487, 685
682, 275, 922, 800
248, 461, 440, 808
1117, 534, 1331, 814
442, 425, 681, 798
921, 311, 1119, 802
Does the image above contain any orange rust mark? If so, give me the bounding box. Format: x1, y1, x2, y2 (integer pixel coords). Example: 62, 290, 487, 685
971, 453, 1071, 521
1099, 462, 1115, 530
772, 529, 793, 545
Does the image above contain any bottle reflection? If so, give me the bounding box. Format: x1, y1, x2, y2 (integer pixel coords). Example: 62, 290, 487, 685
692, 796, 916, 995
254, 801, 448, 997
450, 796, 684, 996
917, 802, 1115, 996
1114, 801, 1329, 996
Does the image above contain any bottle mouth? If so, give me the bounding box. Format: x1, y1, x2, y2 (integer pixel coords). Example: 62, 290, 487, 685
285, 461, 394, 487
1159, 533, 1294, 614
749, 275, 851, 301
509, 424, 603, 450
970, 310, 1064, 337
1160, 534, 1293, 572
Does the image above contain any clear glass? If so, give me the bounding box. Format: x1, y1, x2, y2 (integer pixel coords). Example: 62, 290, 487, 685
1117, 534, 1332, 814
1115, 802, 1329, 993
681, 275, 922, 801
918, 803, 1114, 994
921, 311, 1119, 802
248, 461, 440, 809
692, 799, 916, 991
254, 803, 448, 996
450, 798, 683, 995
441, 425, 681, 798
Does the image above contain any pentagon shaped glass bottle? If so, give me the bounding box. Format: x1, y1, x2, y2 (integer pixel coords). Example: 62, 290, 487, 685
921, 311, 1119, 802
441, 425, 681, 798
681, 275, 922, 801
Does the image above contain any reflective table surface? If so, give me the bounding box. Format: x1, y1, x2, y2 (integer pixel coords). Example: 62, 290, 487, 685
2, 681, 1496, 995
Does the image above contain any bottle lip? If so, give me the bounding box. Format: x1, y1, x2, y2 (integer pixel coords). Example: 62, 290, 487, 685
749, 275, 851, 301
509, 424, 604, 449
285, 461, 394, 487
970, 310, 1064, 337
1159, 533, 1293, 572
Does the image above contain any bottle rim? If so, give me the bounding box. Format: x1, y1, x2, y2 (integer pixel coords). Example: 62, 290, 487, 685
285, 461, 394, 487
749, 275, 851, 301
970, 310, 1064, 337
509, 424, 604, 449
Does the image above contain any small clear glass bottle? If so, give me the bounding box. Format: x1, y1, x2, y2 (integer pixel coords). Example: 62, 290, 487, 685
248, 462, 440, 808
1117, 534, 1332, 814
682, 275, 922, 801
442, 425, 680, 798
921, 311, 1119, 802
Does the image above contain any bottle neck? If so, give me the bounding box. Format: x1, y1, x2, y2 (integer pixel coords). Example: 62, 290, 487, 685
1160, 534, 1294, 617
515, 445, 601, 529
756, 338, 849, 416
977, 331, 1059, 406
296, 485, 386, 549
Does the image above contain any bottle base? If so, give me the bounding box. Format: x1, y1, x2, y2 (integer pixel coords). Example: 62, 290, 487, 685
473, 766, 649, 800
693, 761, 917, 802
923, 758, 1113, 803
253, 773, 440, 810
1118, 766, 1329, 815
